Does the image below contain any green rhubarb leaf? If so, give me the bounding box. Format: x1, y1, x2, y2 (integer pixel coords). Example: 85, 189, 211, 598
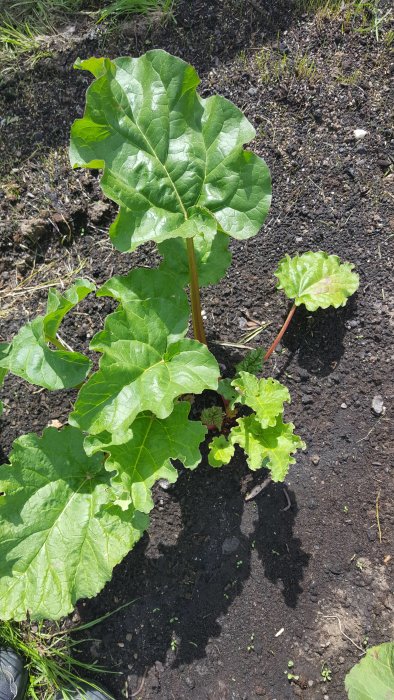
0, 318, 91, 390
106, 402, 206, 512
159, 229, 232, 287
70, 50, 271, 252
345, 642, 394, 700
44, 278, 96, 339
0, 426, 148, 621
235, 347, 264, 376
97, 268, 189, 344
232, 372, 290, 428
208, 435, 235, 468
70, 314, 219, 445
218, 378, 238, 408
0, 281, 94, 390
230, 414, 305, 481
275, 251, 359, 311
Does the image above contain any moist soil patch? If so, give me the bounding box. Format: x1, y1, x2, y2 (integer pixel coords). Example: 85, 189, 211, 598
0, 1, 393, 699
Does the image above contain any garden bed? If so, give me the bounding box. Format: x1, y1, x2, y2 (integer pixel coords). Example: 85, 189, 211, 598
0, 1, 393, 698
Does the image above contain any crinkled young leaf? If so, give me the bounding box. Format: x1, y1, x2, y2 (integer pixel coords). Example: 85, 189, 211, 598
230, 415, 305, 481
44, 278, 96, 339
70, 50, 271, 252
97, 268, 189, 344
106, 403, 206, 512
70, 312, 219, 444
201, 406, 224, 430
208, 435, 235, 468
345, 642, 394, 700
0, 426, 148, 621
235, 347, 264, 376
232, 372, 290, 428
159, 229, 232, 287
275, 251, 359, 311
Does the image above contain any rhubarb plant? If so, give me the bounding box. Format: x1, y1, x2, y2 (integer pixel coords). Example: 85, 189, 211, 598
0, 50, 359, 622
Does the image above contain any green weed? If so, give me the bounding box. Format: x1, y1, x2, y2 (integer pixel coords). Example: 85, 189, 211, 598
0, 620, 107, 699
255, 48, 318, 84
98, 0, 175, 21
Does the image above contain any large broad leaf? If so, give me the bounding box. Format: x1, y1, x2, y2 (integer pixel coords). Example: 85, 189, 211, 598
70, 50, 271, 253
158, 229, 232, 287
97, 268, 189, 344
345, 642, 394, 700
106, 402, 206, 512
0, 280, 95, 390
231, 415, 305, 481
0, 426, 148, 621
70, 318, 219, 445
232, 372, 290, 428
275, 251, 359, 311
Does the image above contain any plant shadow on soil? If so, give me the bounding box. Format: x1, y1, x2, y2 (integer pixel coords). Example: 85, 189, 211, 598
277, 295, 359, 377
77, 452, 310, 687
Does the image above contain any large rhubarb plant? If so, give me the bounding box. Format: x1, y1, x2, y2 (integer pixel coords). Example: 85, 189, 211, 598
0, 50, 359, 621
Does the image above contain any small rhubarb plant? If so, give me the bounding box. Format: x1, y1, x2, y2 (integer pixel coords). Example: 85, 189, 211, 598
0, 50, 359, 622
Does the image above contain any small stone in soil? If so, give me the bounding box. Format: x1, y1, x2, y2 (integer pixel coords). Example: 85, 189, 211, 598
341, 402, 347, 409
371, 395, 384, 415
311, 454, 320, 465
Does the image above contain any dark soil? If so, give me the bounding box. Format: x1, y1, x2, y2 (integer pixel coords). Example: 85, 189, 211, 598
0, 1, 393, 699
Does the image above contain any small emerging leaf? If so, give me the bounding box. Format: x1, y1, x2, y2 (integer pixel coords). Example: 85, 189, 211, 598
275, 251, 359, 311
230, 415, 305, 481
232, 372, 290, 428
345, 642, 394, 700
235, 347, 264, 376
0, 426, 147, 621
201, 406, 225, 430
208, 435, 235, 468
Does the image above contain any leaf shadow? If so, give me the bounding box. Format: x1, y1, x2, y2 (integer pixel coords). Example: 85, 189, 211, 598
75, 450, 310, 695
277, 295, 359, 378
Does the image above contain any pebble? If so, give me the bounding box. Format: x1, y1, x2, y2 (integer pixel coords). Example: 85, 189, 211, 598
371, 395, 385, 415
311, 454, 320, 465
341, 402, 347, 409
353, 128, 368, 139
158, 478, 171, 490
